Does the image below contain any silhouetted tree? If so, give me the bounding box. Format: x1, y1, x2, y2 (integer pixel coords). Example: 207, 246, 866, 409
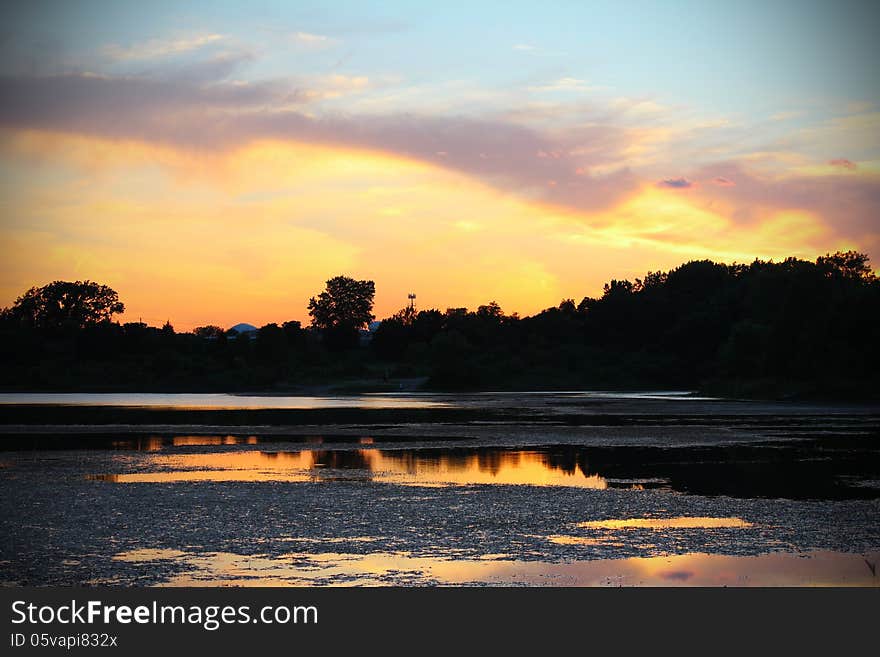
412, 309, 445, 342
558, 299, 576, 314
281, 320, 306, 349
308, 275, 375, 350
576, 297, 596, 314
816, 250, 872, 280
255, 323, 288, 363
1, 280, 124, 330
429, 329, 478, 386
602, 279, 634, 298
193, 325, 225, 338
371, 307, 413, 360
476, 301, 504, 319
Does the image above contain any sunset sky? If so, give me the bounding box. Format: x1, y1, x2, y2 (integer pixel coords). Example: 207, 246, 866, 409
1, 1, 878, 330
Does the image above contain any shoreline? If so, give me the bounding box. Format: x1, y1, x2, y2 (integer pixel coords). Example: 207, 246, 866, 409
2, 399, 879, 426
1, 378, 877, 403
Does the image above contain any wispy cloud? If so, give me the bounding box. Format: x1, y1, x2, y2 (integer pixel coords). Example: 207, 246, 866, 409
299, 74, 371, 100
691, 161, 880, 252
290, 31, 338, 49
611, 97, 669, 117
657, 177, 694, 189
829, 158, 857, 170
103, 34, 226, 61
528, 77, 602, 93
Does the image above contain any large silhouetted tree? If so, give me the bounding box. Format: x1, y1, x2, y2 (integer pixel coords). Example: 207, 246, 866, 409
817, 250, 876, 281
308, 276, 375, 350
1, 280, 124, 330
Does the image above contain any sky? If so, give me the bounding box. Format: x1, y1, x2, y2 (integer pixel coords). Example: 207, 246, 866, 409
1, 0, 878, 330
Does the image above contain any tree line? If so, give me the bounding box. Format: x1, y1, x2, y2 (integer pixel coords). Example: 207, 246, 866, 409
1, 251, 877, 398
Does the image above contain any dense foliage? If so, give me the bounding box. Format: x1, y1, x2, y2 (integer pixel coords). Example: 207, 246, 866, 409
1, 252, 877, 399
307, 276, 376, 350
1, 281, 124, 330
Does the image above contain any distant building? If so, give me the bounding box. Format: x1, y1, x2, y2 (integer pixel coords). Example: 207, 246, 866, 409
228, 323, 257, 333
228, 323, 258, 339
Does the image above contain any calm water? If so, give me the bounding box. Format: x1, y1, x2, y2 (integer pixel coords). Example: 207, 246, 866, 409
54, 436, 879, 500
0, 392, 448, 409
2, 395, 878, 587
105, 548, 880, 587
0, 390, 714, 409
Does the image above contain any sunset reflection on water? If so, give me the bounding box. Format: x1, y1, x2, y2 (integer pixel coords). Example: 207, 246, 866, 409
89, 447, 610, 488
576, 517, 752, 530
108, 548, 880, 587
173, 436, 259, 446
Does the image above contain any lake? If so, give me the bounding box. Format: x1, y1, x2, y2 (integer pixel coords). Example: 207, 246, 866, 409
0, 392, 448, 409
1, 392, 878, 586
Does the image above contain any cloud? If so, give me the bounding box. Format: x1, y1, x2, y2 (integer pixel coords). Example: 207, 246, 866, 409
528, 77, 602, 93
290, 31, 338, 49
0, 70, 303, 139
691, 161, 880, 252
298, 74, 371, 100
1, 63, 877, 257
657, 177, 694, 189
794, 112, 880, 163
609, 98, 670, 117
829, 158, 857, 170
513, 44, 537, 51
103, 34, 226, 61
0, 69, 638, 211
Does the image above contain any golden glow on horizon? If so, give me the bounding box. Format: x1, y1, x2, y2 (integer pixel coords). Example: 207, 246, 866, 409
0, 130, 857, 330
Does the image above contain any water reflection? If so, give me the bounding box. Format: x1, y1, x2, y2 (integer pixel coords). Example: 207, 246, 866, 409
547, 516, 752, 546
0, 390, 716, 408
108, 548, 880, 587
576, 517, 752, 529
89, 448, 611, 488
111, 437, 163, 452
106, 435, 261, 451
29, 436, 880, 500
173, 436, 259, 446
0, 392, 448, 409
114, 548, 187, 562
